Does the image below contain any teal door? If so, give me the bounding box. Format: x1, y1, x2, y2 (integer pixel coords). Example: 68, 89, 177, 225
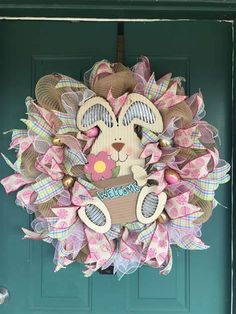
0, 20, 232, 314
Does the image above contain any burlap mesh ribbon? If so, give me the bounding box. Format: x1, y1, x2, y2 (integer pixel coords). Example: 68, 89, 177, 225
91, 63, 136, 99
76, 245, 89, 264
35, 74, 66, 112
159, 101, 193, 129
36, 198, 57, 217
35, 74, 85, 113
22, 146, 41, 178
191, 196, 213, 223
70, 165, 84, 177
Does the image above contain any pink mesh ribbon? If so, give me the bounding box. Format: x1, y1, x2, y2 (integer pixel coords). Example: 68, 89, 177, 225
83, 228, 116, 277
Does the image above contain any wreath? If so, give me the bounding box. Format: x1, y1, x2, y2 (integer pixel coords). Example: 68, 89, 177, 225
1, 57, 230, 279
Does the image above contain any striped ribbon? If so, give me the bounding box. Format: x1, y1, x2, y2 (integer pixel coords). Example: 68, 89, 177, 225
170, 211, 202, 231
141, 128, 160, 147
175, 235, 209, 250
105, 224, 122, 240
144, 73, 170, 102
135, 222, 156, 249
191, 130, 205, 149
5, 129, 28, 149
32, 176, 64, 204
77, 177, 96, 190
189, 161, 230, 200
21, 118, 52, 142
52, 111, 78, 134
55, 75, 86, 90
64, 147, 87, 175
126, 221, 146, 232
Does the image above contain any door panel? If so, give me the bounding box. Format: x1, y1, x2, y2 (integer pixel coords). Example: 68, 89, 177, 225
0, 21, 232, 314
0, 21, 118, 314
125, 21, 232, 314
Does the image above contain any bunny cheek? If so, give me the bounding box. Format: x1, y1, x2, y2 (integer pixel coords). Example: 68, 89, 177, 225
126, 147, 133, 156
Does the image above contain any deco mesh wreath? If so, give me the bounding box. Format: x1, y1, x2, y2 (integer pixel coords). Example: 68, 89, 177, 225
1, 57, 230, 279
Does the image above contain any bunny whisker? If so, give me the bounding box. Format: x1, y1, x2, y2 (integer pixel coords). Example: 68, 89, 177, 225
117, 154, 129, 163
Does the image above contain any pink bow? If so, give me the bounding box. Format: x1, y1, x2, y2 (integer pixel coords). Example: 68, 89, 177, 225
35, 146, 64, 180
107, 90, 128, 116
140, 142, 162, 164
71, 181, 91, 206
83, 228, 115, 276
154, 82, 187, 109
145, 224, 169, 267
51, 206, 79, 229
1, 173, 34, 194
165, 191, 201, 219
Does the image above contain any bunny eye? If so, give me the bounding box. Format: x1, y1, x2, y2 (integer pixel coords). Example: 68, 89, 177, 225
119, 137, 122, 140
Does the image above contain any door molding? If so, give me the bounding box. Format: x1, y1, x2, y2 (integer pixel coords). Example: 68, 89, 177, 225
0, 1, 236, 20
233, 21, 236, 314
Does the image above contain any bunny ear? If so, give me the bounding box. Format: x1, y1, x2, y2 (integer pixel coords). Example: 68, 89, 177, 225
77, 96, 116, 131
119, 93, 163, 133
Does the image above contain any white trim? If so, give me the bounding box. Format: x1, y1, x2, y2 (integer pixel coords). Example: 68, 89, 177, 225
231, 20, 235, 314
0, 16, 233, 23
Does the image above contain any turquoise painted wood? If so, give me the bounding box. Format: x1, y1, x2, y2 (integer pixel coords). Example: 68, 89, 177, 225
1, 1, 236, 19
0, 20, 232, 314
124, 21, 232, 314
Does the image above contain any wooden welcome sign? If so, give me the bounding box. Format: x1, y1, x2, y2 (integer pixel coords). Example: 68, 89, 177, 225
91, 175, 140, 224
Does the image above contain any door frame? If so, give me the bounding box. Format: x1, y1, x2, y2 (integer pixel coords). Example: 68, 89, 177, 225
0, 6, 235, 312
0, 1, 236, 19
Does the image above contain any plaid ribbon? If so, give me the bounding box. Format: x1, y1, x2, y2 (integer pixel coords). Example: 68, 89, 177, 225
175, 235, 209, 250
47, 220, 72, 239
77, 177, 96, 190
5, 129, 28, 149
191, 130, 205, 149
105, 224, 122, 239
55, 75, 86, 90
52, 111, 78, 134
170, 211, 202, 230
144, 73, 169, 102
189, 161, 230, 200
32, 176, 64, 203
141, 128, 160, 147
64, 147, 87, 175
21, 118, 52, 141
136, 222, 156, 248
126, 221, 146, 232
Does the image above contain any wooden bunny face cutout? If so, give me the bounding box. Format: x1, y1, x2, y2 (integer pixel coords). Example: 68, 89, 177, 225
77, 93, 163, 176
76, 93, 167, 234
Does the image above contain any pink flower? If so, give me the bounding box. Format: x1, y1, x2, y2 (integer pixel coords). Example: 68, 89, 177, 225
159, 240, 167, 248
84, 151, 116, 181
57, 208, 68, 219
147, 248, 157, 259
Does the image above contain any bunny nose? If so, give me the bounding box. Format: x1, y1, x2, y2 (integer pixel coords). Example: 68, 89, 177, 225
112, 142, 125, 152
